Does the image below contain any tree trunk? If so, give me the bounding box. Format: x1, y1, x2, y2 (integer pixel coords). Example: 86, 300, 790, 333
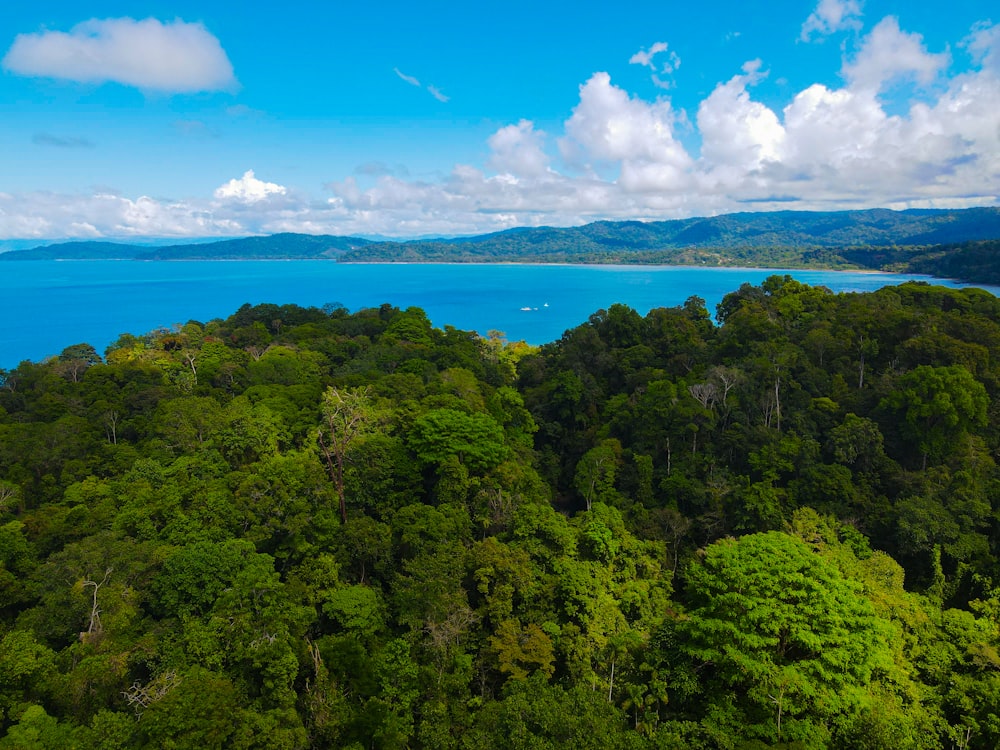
336, 453, 347, 523
774, 375, 781, 432
608, 657, 616, 703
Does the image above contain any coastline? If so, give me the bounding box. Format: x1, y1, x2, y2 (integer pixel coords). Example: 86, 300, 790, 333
1, 262, 995, 370
2, 255, 901, 274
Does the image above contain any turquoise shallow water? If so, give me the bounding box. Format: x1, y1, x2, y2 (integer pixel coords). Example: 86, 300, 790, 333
1, 260, 996, 368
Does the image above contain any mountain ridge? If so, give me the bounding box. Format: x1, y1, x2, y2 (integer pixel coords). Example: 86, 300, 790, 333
3, 207, 999, 282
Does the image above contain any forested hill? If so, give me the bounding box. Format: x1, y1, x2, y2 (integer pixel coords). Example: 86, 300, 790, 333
3, 206, 1000, 282
338, 206, 1000, 264
0, 233, 372, 261
4, 279, 1000, 747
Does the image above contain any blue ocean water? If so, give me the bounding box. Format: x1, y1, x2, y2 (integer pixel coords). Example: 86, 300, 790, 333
1, 260, 996, 369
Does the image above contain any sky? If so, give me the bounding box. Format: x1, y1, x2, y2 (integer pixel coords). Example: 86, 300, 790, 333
1, 0, 998, 240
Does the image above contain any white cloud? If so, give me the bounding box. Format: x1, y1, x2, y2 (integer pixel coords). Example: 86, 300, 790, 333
630, 41, 681, 89
394, 67, 421, 87
3, 18, 998, 240
2, 17, 236, 93
801, 0, 864, 41
697, 60, 784, 187
964, 21, 1000, 73
395, 67, 450, 102
322, 165, 624, 237
843, 16, 950, 93
427, 85, 449, 102
0, 190, 243, 239
781, 84, 884, 168
300, 21, 1000, 231
214, 170, 287, 203
487, 120, 550, 178
561, 73, 681, 164
69, 222, 102, 237
630, 42, 669, 69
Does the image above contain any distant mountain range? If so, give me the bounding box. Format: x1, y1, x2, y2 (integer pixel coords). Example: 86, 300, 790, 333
0, 233, 372, 261
3, 207, 1000, 283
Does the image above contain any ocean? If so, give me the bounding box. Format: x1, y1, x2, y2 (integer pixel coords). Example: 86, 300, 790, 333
1, 260, 996, 369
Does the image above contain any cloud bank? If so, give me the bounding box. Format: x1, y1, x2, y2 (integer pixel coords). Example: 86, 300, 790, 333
2, 17, 236, 93
2, 12, 998, 240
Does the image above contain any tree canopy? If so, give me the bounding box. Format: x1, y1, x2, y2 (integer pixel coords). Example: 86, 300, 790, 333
1, 280, 1000, 747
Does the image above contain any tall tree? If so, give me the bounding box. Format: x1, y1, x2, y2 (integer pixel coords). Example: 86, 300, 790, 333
881, 365, 989, 469
317, 386, 379, 523
679, 531, 895, 746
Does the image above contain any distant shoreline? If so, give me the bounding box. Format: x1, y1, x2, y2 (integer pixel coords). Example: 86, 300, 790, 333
7, 255, 903, 274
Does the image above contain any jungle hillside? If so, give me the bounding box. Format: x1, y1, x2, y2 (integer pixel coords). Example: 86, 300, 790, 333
3, 279, 1000, 747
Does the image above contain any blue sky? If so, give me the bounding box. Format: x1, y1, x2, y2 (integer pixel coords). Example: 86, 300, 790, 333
1, 0, 998, 240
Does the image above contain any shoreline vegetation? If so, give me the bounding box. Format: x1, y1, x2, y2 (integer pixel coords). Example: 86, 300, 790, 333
3, 206, 1000, 285
4, 278, 1000, 747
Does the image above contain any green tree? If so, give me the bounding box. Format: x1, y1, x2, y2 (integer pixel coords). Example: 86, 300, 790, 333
317, 386, 379, 523
574, 439, 623, 511
133, 667, 243, 750
488, 619, 556, 681
680, 531, 895, 746
0, 704, 84, 750
0, 630, 59, 727
462, 674, 640, 750
152, 396, 225, 454
322, 585, 385, 640
828, 413, 887, 473
408, 408, 507, 475
56, 343, 102, 383
882, 365, 988, 468
215, 396, 286, 467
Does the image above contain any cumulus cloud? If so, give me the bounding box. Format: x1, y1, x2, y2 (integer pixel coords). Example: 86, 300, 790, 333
2, 17, 236, 93
487, 120, 550, 178
843, 17, 950, 92
292, 17, 1000, 233
801, 0, 864, 41
3, 16, 998, 240
561, 72, 693, 192
214, 170, 287, 203
697, 60, 784, 188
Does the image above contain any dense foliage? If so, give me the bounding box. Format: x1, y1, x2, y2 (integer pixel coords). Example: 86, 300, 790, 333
2, 279, 1000, 748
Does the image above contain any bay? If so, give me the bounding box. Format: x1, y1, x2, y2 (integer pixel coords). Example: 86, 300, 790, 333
1, 260, 997, 369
